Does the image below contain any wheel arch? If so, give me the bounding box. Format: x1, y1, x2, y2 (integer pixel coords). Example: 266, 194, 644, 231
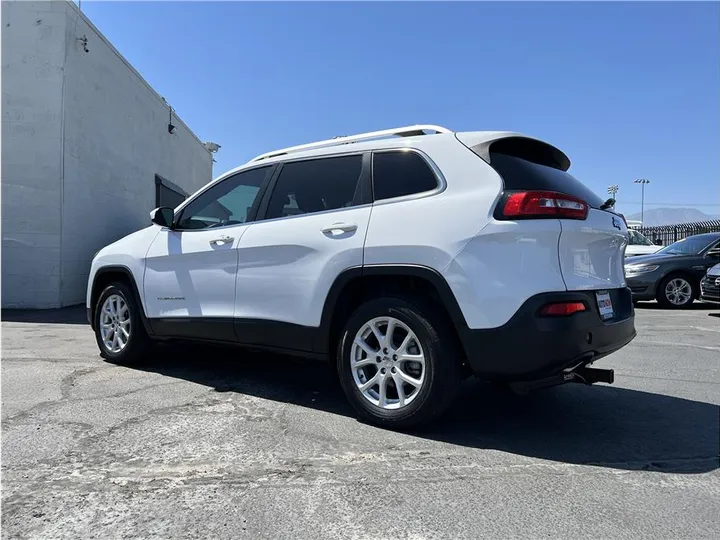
90, 266, 153, 334
316, 264, 470, 358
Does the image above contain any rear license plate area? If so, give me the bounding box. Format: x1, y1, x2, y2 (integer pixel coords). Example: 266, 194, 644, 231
596, 290, 614, 320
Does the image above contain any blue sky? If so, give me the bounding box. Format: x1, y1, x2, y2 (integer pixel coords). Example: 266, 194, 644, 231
80, 1, 719, 217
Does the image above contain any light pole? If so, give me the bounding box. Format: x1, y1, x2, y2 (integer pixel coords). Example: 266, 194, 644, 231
633, 179, 650, 224
607, 185, 619, 209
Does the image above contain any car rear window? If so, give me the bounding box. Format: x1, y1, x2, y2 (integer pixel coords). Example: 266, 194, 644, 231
489, 152, 605, 209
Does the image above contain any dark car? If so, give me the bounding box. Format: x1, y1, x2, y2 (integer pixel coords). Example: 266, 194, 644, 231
700, 263, 720, 305
625, 232, 720, 308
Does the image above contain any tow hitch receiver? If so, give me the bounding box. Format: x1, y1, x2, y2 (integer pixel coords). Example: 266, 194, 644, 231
510, 366, 615, 395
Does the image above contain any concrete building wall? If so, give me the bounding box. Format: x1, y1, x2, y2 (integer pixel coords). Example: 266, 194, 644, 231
1, 1, 213, 308
1, 1, 67, 309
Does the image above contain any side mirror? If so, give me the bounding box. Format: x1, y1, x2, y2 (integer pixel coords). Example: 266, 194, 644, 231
150, 207, 174, 228
706, 248, 720, 259
654, 239, 663, 246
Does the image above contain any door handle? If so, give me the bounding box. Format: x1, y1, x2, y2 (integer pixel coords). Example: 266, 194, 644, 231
209, 236, 234, 246
322, 223, 358, 236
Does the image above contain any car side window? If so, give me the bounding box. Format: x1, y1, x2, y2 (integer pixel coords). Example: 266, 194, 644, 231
263, 155, 363, 220
175, 167, 271, 230
372, 150, 439, 201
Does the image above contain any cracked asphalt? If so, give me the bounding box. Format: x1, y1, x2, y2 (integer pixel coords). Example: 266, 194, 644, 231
2, 304, 719, 539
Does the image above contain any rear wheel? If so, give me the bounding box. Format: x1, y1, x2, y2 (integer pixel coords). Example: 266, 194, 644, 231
94, 282, 151, 365
656, 275, 695, 309
336, 296, 462, 429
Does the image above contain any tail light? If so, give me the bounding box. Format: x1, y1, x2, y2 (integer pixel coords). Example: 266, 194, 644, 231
539, 302, 587, 316
496, 191, 588, 220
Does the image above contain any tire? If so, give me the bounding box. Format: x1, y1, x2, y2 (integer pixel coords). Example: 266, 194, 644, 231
336, 296, 462, 429
94, 282, 151, 365
656, 274, 695, 309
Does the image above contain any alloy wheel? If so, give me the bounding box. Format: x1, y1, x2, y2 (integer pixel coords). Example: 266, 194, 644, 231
350, 316, 426, 410
665, 278, 692, 306
99, 294, 131, 353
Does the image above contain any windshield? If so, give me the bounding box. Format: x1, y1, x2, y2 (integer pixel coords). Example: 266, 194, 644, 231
657, 235, 717, 256
628, 230, 654, 246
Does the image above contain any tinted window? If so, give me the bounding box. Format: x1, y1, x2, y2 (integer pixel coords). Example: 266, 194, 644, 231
490, 152, 605, 209
264, 155, 362, 220
372, 151, 438, 201
658, 235, 720, 256
176, 167, 270, 230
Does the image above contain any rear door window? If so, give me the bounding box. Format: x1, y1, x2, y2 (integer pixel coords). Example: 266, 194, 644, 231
490, 152, 605, 209
372, 151, 439, 201
263, 155, 363, 220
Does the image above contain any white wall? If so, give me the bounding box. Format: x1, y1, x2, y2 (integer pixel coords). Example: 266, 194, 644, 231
1, 1, 67, 309
1, 0, 213, 308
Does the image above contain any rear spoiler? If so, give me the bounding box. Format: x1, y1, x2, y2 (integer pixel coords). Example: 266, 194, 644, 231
455, 132, 571, 172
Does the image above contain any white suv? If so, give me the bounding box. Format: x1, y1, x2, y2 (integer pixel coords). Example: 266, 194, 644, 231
87, 125, 636, 428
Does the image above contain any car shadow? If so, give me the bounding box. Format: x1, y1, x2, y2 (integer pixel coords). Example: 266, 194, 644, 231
1, 305, 88, 325
633, 301, 716, 311
136, 342, 720, 475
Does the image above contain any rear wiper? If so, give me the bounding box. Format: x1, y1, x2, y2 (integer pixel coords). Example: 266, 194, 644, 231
600, 198, 616, 211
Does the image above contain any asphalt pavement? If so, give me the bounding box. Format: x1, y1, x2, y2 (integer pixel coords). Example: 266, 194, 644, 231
2, 303, 719, 539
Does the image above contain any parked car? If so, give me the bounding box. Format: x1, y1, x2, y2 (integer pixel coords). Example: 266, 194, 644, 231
86, 124, 635, 428
700, 263, 720, 305
625, 232, 720, 308
625, 229, 662, 258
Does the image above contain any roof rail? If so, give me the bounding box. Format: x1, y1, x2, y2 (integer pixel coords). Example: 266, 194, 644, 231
248, 124, 452, 163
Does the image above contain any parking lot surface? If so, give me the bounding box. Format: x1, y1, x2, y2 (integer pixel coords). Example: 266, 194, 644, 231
2, 304, 719, 539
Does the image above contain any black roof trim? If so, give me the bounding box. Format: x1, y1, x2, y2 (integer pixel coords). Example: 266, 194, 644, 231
471, 136, 571, 172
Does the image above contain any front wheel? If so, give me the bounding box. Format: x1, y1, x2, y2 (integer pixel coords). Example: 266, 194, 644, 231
336, 297, 462, 429
94, 282, 151, 365
656, 275, 695, 309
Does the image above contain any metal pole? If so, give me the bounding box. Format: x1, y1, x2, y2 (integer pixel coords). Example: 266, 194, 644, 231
634, 179, 650, 225
641, 183, 645, 224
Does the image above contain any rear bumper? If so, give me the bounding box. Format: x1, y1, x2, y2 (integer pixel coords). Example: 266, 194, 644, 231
461, 288, 636, 380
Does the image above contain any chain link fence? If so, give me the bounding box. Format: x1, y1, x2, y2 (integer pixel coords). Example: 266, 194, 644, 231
636, 220, 720, 246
